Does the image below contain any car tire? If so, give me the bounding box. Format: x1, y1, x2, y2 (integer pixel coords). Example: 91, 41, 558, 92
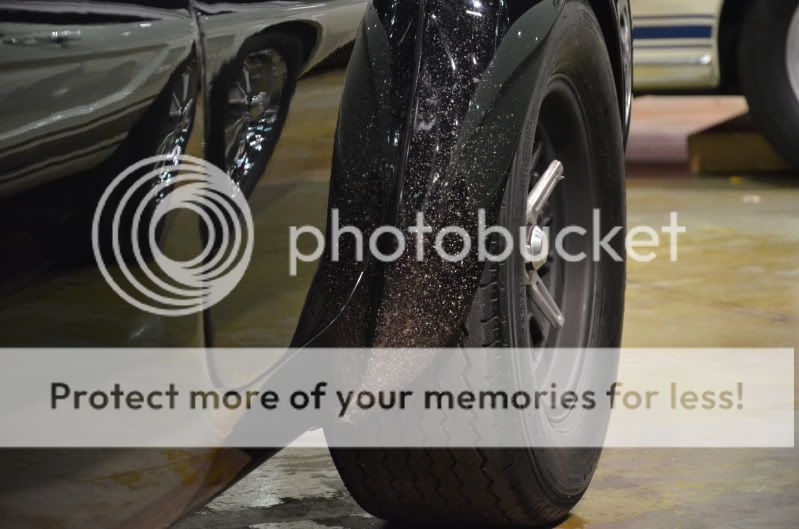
738, 0, 799, 169
329, 0, 626, 525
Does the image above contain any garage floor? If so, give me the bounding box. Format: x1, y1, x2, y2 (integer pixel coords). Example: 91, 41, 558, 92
175, 73, 799, 529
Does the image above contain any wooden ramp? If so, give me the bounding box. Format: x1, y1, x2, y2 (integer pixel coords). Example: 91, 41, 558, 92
688, 113, 792, 175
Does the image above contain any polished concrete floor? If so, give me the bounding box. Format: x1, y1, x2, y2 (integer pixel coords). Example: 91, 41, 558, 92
175, 74, 799, 529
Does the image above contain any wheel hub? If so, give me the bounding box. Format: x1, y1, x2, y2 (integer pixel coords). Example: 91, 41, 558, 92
528, 225, 549, 271
524, 160, 565, 329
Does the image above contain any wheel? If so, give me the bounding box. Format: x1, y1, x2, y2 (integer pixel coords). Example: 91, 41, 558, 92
88, 55, 199, 264
738, 0, 799, 169
209, 32, 302, 195
329, 0, 626, 525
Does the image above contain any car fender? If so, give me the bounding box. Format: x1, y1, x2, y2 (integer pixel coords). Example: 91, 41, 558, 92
295, 0, 585, 349
295, 0, 631, 350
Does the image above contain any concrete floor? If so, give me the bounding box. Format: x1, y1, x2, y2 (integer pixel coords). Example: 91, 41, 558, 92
175, 74, 799, 529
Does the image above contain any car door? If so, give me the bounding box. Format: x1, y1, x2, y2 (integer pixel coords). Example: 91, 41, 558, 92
0, 0, 205, 347
0, 1, 365, 527
0, 3, 234, 527
631, 0, 723, 90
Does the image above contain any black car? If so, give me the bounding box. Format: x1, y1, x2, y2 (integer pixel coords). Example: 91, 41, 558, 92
0, 0, 632, 527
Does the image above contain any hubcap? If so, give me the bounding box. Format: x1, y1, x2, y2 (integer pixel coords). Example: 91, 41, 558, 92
524, 160, 565, 329
224, 49, 287, 185
788, 5, 799, 102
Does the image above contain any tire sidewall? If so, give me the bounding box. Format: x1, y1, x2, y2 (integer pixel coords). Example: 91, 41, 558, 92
493, 0, 625, 503
739, 0, 799, 168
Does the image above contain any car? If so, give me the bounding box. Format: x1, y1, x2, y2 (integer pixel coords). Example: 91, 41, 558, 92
631, 0, 799, 168
0, 1, 632, 527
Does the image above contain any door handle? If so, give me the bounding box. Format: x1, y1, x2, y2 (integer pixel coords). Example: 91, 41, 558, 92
3, 30, 81, 46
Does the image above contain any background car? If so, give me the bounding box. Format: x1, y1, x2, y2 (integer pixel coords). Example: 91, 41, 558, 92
631, 0, 799, 168
0, 1, 632, 527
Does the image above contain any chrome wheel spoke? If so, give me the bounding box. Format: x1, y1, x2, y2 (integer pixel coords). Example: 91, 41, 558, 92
242, 63, 253, 93
526, 160, 564, 224
170, 92, 182, 113
235, 82, 248, 102
225, 120, 247, 161
524, 158, 565, 334
180, 71, 190, 103
538, 204, 554, 228
154, 59, 196, 170
527, 272, 564, 329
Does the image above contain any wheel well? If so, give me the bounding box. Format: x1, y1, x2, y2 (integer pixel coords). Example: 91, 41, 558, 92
258, 20, 319, 68
718, 0, 751, 93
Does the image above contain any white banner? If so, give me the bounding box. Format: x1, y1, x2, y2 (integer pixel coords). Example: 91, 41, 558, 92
0, 348, 793, 448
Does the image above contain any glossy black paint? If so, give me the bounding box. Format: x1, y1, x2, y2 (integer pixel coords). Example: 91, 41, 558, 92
0, 0, 630, 349
295, 0, 631, 350
0, 0, 630, 526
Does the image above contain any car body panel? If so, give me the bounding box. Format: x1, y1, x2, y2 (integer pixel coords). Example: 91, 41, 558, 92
631, 0, 724, 90
196, 0, 364, 77
0, 6, 195, 197
0, 0, 630, 527
295, 0, 632, 360
0, 1, 355, 527
0, 1, 205, 349
295, 0, 566, 351
295, 0, 631, 351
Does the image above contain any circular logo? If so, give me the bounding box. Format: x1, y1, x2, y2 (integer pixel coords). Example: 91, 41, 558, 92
92, 154, 254, 316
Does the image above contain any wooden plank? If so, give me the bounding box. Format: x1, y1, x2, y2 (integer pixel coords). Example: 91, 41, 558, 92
688, 114, 792, 174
